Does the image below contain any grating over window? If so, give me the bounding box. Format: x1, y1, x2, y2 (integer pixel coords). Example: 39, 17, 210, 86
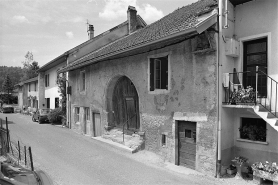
239, 117, 266, 142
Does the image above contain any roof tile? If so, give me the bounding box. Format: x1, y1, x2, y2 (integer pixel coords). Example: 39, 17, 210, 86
66, 0, 217, 70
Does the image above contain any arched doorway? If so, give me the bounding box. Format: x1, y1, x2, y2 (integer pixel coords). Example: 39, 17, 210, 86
112, 76, 140, 130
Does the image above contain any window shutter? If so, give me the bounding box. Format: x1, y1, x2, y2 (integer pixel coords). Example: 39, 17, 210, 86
161, 56, 168, 90
150, 59, 154, 91
45, 75, 47, 87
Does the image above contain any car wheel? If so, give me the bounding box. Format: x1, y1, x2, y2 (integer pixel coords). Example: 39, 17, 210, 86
32, 116, 36, 122
39, 119, 42, 124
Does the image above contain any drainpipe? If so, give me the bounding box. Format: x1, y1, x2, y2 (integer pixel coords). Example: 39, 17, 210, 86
216, 0, 224, 178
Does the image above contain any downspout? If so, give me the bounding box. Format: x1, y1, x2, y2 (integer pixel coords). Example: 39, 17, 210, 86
216, 0, 223, 178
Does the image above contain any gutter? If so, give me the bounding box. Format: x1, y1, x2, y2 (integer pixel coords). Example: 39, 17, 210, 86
216, 0, 223, 178
59, 12, 217, 73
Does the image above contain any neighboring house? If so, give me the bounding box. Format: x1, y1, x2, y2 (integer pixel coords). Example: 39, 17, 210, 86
219, 0, 278, 169
37, 55, 67, 109
37, 9, 146, 113
15, 77, 38, 109
60, 2, 219, 176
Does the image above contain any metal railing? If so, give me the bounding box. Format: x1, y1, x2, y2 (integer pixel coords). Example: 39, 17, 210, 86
223, 66, 278, 118
256, 66, 278, 118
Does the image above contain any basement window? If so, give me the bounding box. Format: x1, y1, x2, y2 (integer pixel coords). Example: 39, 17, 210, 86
239, 118, 266, 142
161, 134, 166, 146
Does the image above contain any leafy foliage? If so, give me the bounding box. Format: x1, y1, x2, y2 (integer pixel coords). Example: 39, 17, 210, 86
232, 156, 248, 166
239, 124, 266, 142
1, 74, 14, 104
252, 161, 278, 175
230, 86, 256, 103
0, 66, 24, 92
21, 52, 40, 81
56, 72, 67, 113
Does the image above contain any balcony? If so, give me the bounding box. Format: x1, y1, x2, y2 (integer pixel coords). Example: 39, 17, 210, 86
222, 67, 278, 119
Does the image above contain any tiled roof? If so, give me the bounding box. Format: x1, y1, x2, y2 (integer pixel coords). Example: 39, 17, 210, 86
62, 0, 217, 71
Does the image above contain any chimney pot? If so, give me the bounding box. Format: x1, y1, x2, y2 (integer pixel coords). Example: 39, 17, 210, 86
127, 6, 137, 34
88, 24, 94, 40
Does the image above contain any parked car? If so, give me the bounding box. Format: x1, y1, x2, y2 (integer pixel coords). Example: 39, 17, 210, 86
32, 109, 51, 124
1, 160, 53, 185
0, 106, 14, 113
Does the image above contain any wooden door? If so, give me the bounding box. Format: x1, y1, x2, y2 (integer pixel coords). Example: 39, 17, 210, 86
178, 121, 197, 169
93, 112, 101, 137
112, 76, 140, 130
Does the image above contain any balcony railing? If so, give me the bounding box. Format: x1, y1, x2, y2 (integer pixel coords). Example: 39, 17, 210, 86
223, 66, 278, 118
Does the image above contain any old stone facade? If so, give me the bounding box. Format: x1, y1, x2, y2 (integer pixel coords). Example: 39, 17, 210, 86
68, 31, 218, 175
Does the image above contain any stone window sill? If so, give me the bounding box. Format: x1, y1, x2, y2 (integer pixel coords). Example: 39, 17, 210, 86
236, 138, 268, 145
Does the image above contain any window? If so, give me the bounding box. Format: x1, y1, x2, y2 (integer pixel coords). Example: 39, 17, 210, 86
161, 134, 166, 146
34, 82, 37, 91
45, 98, 50, 108
149, 56, 168, 91
74, 107, 80, 123
85, 107, 90, 121
239, 118, 266, 142
45, 74, 50, 87
80, 71, 86, 91
28, 84, 31, 92
55, 98, 59, 108
243, 38, 267, 97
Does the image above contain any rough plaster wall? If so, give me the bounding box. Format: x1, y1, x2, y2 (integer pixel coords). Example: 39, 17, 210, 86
69, 36, 218, 175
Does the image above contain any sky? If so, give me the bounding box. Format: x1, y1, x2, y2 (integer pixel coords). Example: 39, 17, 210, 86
0, 0, 196, 68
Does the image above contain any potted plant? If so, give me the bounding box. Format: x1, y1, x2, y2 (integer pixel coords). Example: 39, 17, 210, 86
232, 156, 248, 178
227, 164, 237, 175
252, 161, 278, 183
230, 86, 256, 105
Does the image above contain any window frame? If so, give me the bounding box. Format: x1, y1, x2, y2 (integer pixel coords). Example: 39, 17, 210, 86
45, 74, 50, 87
74, 107, 80, 123
28, 83, 31, 92
148, 52, 171, 94
239, 117, 267, 143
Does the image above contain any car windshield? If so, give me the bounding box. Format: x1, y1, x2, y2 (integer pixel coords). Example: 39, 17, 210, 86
40, 109, 50, 114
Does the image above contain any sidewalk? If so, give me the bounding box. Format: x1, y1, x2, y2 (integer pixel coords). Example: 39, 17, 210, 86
91, 130, 256, 185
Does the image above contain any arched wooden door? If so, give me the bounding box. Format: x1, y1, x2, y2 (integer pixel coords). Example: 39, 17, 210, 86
112, 76, 140, 130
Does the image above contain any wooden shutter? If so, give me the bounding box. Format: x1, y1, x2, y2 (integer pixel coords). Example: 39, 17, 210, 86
150, 58, 155, 91
161, 56, 168, 90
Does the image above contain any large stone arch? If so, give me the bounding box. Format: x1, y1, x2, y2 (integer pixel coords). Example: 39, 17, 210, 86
106, 75, 140, 130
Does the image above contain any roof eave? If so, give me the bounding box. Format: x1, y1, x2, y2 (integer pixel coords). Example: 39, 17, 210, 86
59, 11, 218, 73
195, 11, 218, 34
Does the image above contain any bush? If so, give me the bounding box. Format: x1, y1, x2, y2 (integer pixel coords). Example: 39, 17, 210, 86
47, 108, 65, 123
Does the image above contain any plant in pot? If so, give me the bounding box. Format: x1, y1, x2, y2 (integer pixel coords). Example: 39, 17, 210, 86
227, 164, 237, 175
231, 156, 248, 178
252, 161, 278, 183
230, 86, 256, 105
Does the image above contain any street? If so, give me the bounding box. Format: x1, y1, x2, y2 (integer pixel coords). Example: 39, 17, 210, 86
1, 113, 220, 185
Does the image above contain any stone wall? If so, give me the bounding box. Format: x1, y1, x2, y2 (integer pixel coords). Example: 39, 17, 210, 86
68, 32, 218, 175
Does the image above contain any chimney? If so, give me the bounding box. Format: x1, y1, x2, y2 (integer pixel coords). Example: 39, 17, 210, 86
87, 24, 94, 40
127, 6, 137, 34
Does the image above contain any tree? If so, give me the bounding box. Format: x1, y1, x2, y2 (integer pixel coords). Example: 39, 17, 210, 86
2, 74, 13, 104
21, 52, 40, 81
56, 72, 67, 113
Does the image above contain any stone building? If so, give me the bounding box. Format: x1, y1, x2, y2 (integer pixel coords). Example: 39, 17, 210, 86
60, 0, 219, 175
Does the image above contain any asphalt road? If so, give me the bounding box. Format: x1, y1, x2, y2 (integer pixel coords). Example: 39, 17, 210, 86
0, 112, 220, 185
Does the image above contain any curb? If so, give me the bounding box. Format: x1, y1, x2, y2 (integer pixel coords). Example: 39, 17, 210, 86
91, 136, 137, 154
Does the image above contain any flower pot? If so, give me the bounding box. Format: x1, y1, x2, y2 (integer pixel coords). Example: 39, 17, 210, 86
227, 168, 237, 175
253, 170, 278, 183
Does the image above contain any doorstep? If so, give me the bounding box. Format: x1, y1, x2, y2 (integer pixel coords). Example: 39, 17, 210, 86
91, 136, 138, 154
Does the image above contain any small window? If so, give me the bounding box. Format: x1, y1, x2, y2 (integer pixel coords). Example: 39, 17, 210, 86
161, 134, 166, 146
45, 74, 49, 87
185, 129, 191, 138
149, 56, 168, 91
28, 84, 31, 92
55, 97, 59, 108
34, 82, 37, 91
85, 107, 90, 121
239, 118, 266, 142
80, 71, 86, 91
75, 107, 80, 123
